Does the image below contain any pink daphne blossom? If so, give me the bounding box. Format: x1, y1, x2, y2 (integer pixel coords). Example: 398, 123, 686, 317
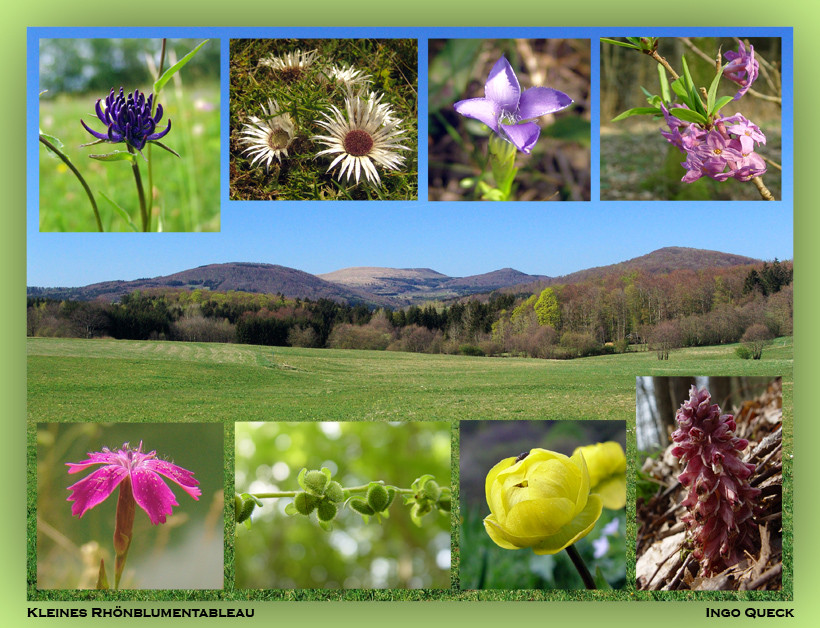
454, 55, 572, 154
67, 441, 200, 525
659, 106, 766, 183
723, 41, 759, 100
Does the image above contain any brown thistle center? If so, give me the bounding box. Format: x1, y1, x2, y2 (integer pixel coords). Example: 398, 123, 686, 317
268, 128, 291, 151
343, 129, 374, 156
278, 67, 303, 83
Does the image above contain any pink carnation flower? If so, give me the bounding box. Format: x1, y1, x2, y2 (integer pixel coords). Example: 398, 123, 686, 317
67, 441, 200, 525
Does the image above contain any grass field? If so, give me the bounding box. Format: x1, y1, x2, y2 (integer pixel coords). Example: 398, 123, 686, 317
27, 336, 793, 423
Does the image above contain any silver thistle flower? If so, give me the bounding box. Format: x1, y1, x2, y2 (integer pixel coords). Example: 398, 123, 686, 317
312, 93, 409, 186
239, 98, 296, 169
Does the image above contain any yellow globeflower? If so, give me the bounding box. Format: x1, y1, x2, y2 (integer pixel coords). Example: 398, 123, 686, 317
572, 442, 627, 510
483, 448, 603, 555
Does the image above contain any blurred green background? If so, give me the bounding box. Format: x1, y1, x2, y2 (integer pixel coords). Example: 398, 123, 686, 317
459, 420, 626, 590
234, 421, 451, 589
35, 422, 224, 589
38, 38, 220, 231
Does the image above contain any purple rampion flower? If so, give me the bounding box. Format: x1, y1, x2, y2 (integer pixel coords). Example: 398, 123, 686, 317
454, 55, 572, 154
67, 441, 200, 525
81, 87, 172, 152
723, 41, 759, 100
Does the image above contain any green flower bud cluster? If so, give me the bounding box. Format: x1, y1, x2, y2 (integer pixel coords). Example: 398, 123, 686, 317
348, 482, 396, 522
234, 493, 263, 529
404, 475, 452, 527
286, 467, 346, 530
235, 466, 450, 534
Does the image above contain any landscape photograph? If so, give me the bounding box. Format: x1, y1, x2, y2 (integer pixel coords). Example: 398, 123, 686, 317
27, 203, 793, 425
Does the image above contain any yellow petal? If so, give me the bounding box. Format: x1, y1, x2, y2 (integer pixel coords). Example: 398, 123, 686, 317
568, 450, 591, 516
592, 475, 627, 510
483, 514, 524, 550
504, 497, 576, 537
531, 494, 604, 555
485, 456, 515, 518
573, 442, 626, 510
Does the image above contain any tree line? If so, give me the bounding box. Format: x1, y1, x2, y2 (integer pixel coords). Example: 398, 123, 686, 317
27, 260, 792, 359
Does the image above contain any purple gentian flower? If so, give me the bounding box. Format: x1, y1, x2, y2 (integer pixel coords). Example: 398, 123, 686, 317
454, 55, 572, 154
723, 42, 759, 100
81, 87, 172, 152
67, 441, 200, 525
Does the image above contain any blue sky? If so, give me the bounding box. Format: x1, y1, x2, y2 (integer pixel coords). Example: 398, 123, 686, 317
27, 26, 793, 287
27, 201, 793, 286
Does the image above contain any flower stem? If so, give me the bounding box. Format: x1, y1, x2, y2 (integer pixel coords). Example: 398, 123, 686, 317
113, 477, 136, 590
146, 39, 168, 233
39, 135, 103, 232
127, 145, 149, 231
751, 176, 775, 200
565, 544, 596, 589
250, 485, 415, 500
649, 51, 681, 81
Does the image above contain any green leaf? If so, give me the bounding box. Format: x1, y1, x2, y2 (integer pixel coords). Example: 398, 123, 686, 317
96, 559, 109, 590
412, 474, 436, 492
89, 150, 136, 163
284, 502, 299, 516
151, 140, 180, 158
670, 77, 688, 100
318, 520, 333, 532
680, 54, 695, 93
99, 192, 139, 232
681, 55, 706, 116
611, 107, 661, 122
154, 40, 209, 93
39, 132, 63, 149
320, 467, 332, 482
711, 95, 735, 116
296, 467, 307, 491
706, 68, 723, 116
668, 108, 708, 125
594, 566, 613, 590
600, 38, 641, 50
658, 65, 671, 104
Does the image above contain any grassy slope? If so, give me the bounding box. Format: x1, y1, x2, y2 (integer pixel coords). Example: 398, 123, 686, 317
27, 336, 793, 423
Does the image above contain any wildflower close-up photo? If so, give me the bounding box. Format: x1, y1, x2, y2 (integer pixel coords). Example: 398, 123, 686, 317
34, 422, 224, 591
234, 421, 450, 590
428, 39, 590, 201
38, 38, 220, 231
230, 39, 418, 200
635, 377, 784, 591
459, 420, 626, 591
600, 37, 782, 201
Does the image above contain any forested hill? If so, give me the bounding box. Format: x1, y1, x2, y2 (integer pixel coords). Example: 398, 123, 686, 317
498, 247, 761, 296
28, 247, 761, 306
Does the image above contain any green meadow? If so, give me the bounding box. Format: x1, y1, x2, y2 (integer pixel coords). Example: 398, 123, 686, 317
27, 336, 793, 423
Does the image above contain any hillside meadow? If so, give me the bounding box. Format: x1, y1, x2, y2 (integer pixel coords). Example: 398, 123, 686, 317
27, 336, 793, 423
